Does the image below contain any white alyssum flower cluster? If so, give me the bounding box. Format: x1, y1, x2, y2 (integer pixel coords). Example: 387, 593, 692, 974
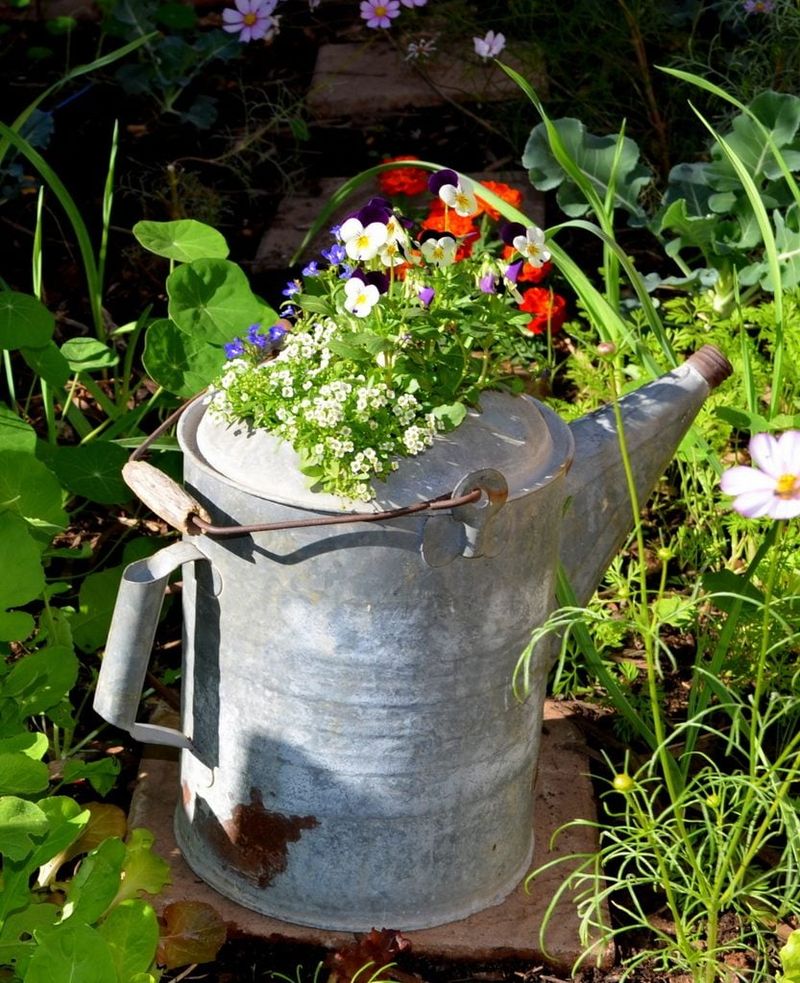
212, 318, 443, 501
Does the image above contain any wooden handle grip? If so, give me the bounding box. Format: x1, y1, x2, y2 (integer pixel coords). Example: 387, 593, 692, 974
123, 460, 211, 534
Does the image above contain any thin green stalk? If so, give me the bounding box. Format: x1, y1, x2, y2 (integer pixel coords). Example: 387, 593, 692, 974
3, 351, 16, 407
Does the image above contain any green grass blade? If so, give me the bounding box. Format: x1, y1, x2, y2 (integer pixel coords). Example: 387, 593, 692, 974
0, 121, 103, 340
1, 34, 158, 168
687, 102, 784, 417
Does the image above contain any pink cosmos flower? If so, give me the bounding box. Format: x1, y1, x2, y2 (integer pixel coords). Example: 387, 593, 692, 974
473, 30, 505, 60
400, 0, 427, 6
223, 0, 278, 42
720, 431, 800, 519
360, 0, 401, 28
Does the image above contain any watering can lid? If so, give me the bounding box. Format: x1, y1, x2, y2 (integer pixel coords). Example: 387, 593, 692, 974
180, 390, 573, 514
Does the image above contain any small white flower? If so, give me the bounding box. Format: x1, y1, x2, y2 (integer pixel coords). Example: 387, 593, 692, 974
473, 30, 505, 60
437, 175, 477, 217
512, 225, 551, 267
405, 36, 437, 60
339, 217, 388, 261
420, 236, 457, 267
344, 277, 381, 317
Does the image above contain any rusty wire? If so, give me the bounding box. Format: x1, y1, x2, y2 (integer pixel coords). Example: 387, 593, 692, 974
130, 391, 483, 538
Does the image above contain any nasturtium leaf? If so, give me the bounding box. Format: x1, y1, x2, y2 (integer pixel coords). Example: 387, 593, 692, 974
0, 449, 67, 534
143, 317, 225, 396
156, 900, 227, 970
167, 258, 268, 343
112, 828, 171, 906
46, 441, 130, 505
134, 219, 229, 263
60, 337, 119, 371
0, 796, 48, 861
25, 921, 117, 983
98, 900, 159, 980
431, 402, 467, 430
0, 407, 36, 453
63, 836, 126, 925
70, 564, 125, 654
21, 340, 72, 387
0, 752, 49, 795
0, 291, 54, 350
0, 513, 45, 641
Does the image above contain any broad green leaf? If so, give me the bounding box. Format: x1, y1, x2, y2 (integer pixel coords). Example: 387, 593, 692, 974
659, 198, 723, 264
0, 797, 88, 921
0, 903, 58, 976
60, 337, 119, 371
0, 796, 48, 861
70, 564, 125, 654
142, 317, 226, 396
36, 802, 127, 889
2, 645, 78, 716
0, 449, 67, 534
62, 757, 120, 796
522, 117, 651, 220
662, 161, 715, 216
0, 612, 35, 643
25, 921, 117, 983
63, 836, 126, 924
0, 291, 54, 350
46, 442, 130, 505
779, 928, 800, 981
97, 900, 159, 980
431, 402, 467, 430
0, 513, 45, 633
0, 732, 48, 759
134, 219, 228, 262
21, 341, 72, 387
167, 258, 269, 343
0, 408, 37, 453
111, 828, 171, 906
0, 752, 49, 795
156, 900, 227, 970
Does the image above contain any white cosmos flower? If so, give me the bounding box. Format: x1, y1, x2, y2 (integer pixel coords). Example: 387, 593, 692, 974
512, 225, 551, 267
720, 431, 800, 519
339, 217, 388, 261
344, 277, 381, 317
473, 30, 506, 60
437, 176, 478, 216
420, 236, 457, 267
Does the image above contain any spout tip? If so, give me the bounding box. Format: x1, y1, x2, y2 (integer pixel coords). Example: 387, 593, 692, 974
685, 345, 733, 390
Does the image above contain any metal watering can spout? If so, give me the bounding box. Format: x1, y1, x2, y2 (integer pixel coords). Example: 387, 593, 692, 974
559, 345, 732, 607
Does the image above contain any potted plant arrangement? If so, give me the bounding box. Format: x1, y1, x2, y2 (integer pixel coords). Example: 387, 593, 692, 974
208, 165, 564, 501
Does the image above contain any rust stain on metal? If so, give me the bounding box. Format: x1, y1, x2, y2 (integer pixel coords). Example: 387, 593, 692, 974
181, 782, 192, 808
206, 788, 318, 888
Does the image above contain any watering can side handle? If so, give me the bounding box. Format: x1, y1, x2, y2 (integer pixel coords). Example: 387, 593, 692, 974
93, 541, 205, 750
123, 461, 211, 535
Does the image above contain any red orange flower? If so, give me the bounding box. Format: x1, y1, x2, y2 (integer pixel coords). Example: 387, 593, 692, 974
519, 287, 567, 335
377, 156, 429, 197
475, 181, 523, 221
421, 201, 478, 238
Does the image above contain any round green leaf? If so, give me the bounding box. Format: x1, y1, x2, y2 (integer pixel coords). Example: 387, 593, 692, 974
0, 449, 67, 535
0, 407, 36, 453
0, 512, 46, 610
21, 341, 72, 387
25, 922, 117, 983
134, 219, 229, 263
143, 318, 225, 396
97, 900, 159, 980
48, 441, 130, 505
60, 337, 118, 371
167, 258, 266, 343
0, 292, 54, 350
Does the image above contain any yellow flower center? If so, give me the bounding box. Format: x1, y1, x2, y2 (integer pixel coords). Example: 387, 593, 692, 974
374, 4, 387, 14
775, 473, 799, 497
243, 12, 258, 25
356, 234, 370, 250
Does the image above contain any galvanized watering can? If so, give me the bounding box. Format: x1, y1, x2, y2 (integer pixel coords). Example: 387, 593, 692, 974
95, 345, 730, 931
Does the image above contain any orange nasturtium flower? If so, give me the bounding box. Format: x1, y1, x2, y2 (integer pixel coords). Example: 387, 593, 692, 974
518, 287, 567, 335
475, 181, 523, 221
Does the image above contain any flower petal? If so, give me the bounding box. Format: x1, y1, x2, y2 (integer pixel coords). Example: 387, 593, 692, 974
223, 9, 244, 23
729, 489, 775, 518
720, 465, 775, 496
767, 496, 800, 519
774, 430, 800, 474
748, 432, 782, 478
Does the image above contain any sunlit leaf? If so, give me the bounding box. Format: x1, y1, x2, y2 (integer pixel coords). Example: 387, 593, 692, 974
98, 900, 159, 980
143, 317, 225, 396
134, 219, 228, 263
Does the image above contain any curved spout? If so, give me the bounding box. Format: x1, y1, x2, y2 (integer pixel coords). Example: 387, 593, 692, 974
559, 346, 732, 606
